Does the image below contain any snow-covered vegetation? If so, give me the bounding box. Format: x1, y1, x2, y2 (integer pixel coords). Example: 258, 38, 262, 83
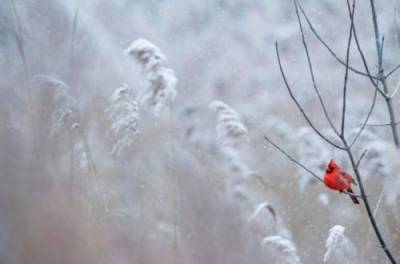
1, 0, 400, 263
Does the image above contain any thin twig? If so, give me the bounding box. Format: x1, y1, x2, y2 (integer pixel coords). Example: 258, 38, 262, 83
263, 136, 364, 198
385, 64, 400, 79
366, 121, 400, 127
344, 138, 396, 264
70, 0, 80, 62
275, 42, 345, 149
340, 0, 356, 137
382, 82, 400, 146
373, 176, 387, 218
10, 0, 29, 83
347, 1, 398, 262
389, 78, 400, 98
297, 2, 379, 80
349, 87, 378, 148
356, 149, 368, 169
299, 1, 385, 96
344, 0, 384, 96
362, 175, 389, 256
369, 0, 400, 148
380, 36, 385, 66
370, 0, 383, 70
294, 0, 340, 136
263, 136, 324, 183
343, 0, 380, 148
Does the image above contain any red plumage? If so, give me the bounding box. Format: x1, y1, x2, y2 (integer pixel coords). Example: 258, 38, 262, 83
324, 160, 359, 204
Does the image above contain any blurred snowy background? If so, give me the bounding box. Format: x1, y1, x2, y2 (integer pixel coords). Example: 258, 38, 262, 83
1, 0, 400, 263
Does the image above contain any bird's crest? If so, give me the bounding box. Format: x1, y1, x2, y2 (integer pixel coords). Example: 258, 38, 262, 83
326, 159, 338, 173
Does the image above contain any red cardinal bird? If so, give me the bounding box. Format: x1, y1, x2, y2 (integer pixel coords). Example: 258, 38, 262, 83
324, 160, 360, 204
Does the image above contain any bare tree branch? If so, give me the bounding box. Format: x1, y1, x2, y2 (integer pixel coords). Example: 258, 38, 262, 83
275, 42, 345, 149
349, 87, 378, 148
370, 0, 383, 70
299, 0, 400, 148
340, 0, 356, 137
348, 0, 398, 262
263, 136, 364, 198
343, 138, 396, 263
297, 2, 379, 80
69, 1, 80, 62
356, 149, 368, 169
382, 82, 400, 146
380, 36, 385, 66
342, 0, 388, 148
385, 64, 400, 79
299, 1, 386, 97
271, 1, 398, 262
368, 0, 400, 148
263, 136, 324, 183
293, 1, 340, 136
366, 121, 400, 127
344, 0, 399, 147
343, 0, 385, 96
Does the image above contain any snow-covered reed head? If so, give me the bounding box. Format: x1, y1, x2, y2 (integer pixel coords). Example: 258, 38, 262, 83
245, 201, 282, 237
125, 38, 177, 116
209, 100, 248, 146
106, 84, 140, 155
31, 75, 79, 138
209, 100, 286, 241
323, 225, 356, 263
209, 100, 250, 181
361, 140, 395, 180
262, 235, 301, 264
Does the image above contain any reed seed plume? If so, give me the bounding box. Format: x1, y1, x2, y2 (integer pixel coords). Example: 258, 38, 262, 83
209, 100, 289, 245
125, 38, 177, 116
30, 75, 79, 138
323, 225, 356, 263
324, 225, 345, 262
209, 100, 248, 146
106, 84, 140, 155
262, 235, 302, 264
209, 100, 250, 179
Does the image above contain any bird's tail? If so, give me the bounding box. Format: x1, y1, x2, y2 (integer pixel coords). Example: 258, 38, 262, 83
347, 188, 360, 204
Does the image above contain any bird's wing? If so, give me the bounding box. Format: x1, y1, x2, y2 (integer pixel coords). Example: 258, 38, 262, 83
340, 171, 357, 185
